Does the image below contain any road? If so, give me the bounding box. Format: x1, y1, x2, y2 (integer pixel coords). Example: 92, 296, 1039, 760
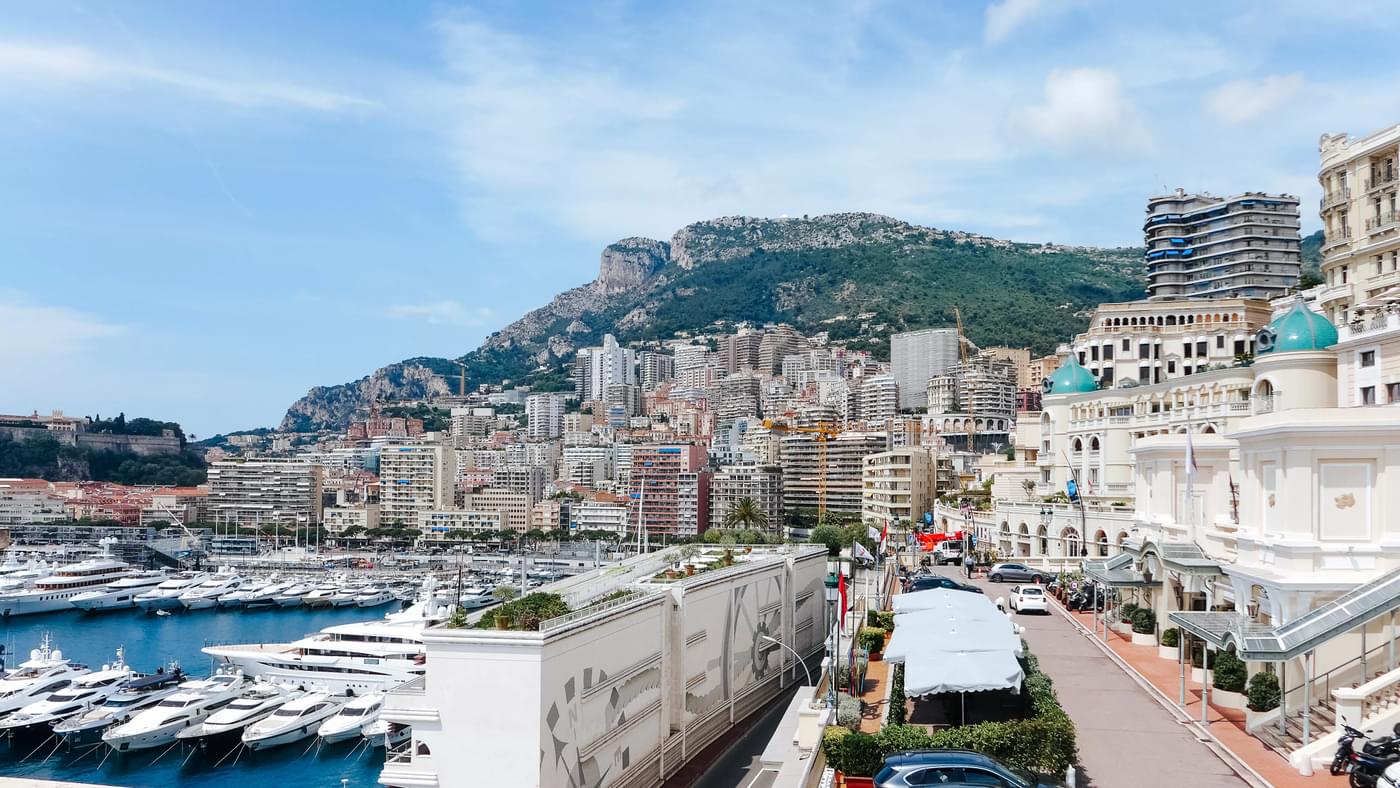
967, 573, 1248, 788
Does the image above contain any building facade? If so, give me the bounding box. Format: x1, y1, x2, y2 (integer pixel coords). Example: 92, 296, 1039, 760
1144, 189, 1302, 301
861, 448, 939, 527
378, 441, 455, 527
525, 394, 566, 441
628, 444, 708, 539
207, 459, 323, 526
890, 328, 960, 409
708, 465, 783, 533
1317, 124, 1400, 327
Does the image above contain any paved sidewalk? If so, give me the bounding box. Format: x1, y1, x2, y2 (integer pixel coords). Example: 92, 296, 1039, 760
969, 577, 1249, 787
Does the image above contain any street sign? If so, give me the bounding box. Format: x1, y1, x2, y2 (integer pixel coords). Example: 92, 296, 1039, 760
1066, 479, 1079, 501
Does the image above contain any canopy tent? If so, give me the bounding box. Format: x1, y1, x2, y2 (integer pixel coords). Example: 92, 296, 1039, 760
884, 589, 1025, 696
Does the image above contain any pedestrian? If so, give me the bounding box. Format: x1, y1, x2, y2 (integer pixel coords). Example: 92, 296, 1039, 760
963, 553, 975, 580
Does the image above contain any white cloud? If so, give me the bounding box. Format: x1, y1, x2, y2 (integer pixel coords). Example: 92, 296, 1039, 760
1206, 74, 1304, 124
1015, 68, 1150, 152
0, 290, 124, 362
386, 300, 495, 327
985, 0, 1055, 43
0, 41, 374, 111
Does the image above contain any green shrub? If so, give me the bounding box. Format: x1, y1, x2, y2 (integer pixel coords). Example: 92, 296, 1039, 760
859, 627, 888, 654
1247, 671, 1280, 711
874, 610, 895, 632
1118, 601, 1139, 623
1190, 644, 1212, 669
874, 723, 932, 756
836, 692, 862, 730
887, 664, 907, 726
822, 726, 850, 763
834, 731, 883, 776
1213, 649, 1247, 693
473, 592, 569, 631
1130, 607, 1156, 635
1160, 627, 1179, 648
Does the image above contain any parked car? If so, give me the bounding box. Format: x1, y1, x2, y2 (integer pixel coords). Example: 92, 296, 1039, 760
987, 562, 1047, 584
875, 749, 1069, 788
905, 575, 984, 595
932, 540, 964, 566
1008, 585, 1049, 614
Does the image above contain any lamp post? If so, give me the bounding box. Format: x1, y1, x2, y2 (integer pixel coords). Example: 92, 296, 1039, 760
824, 572, 840, 710
759, 635, 813, 689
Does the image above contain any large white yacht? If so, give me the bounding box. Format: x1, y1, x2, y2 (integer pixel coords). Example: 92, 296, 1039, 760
0, 650, 135, 735
133, 572, 209, 612
0, 542, 133, 616
52, 667, 187, 747
241, 691, 342, 751
102, 670, 246, 752
316, 691, 384, 744
70, 572, 168, 612
0, 636, 90, 716
178, 571, 245, 610
202, 588, 451, 695
176, 681, 301, 746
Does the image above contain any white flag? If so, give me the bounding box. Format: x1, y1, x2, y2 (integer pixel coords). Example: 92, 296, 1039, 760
853, 542, 874, 562
867, 525, 881, 541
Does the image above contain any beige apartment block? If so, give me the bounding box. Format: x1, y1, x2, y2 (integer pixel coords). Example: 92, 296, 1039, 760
1317, 124, 1400, 326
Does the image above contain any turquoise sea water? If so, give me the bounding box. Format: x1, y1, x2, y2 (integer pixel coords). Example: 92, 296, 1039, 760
0, 604, 388, 788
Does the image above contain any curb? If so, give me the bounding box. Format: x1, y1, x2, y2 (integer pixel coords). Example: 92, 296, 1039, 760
1049, 596, 1274, 788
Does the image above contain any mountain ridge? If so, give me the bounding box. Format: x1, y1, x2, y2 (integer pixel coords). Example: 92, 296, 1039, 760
281, 212, 1146, 431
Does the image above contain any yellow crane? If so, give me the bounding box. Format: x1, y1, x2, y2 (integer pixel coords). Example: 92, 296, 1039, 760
762, 418, 841, 516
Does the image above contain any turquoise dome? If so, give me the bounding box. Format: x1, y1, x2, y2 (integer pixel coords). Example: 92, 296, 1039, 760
1044, 355, 1098, 395
1257, 299, 1338, 354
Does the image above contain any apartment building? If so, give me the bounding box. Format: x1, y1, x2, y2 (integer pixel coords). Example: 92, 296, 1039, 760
979, 346, 1033, 390
638, 351, 675, 390
757, 324, 807, 374
207, 458, 323, 526
450, 408, 495, 443
583, 334, 637, 401
862, 448, 939, 526
721, 327, 764, 373
852, 373, 899, 423
0, 480, 67, 525
1027, 354, 1062, 394
676, 472, 710, 537
628, 444, 708, 539
323, 504, 379, 535
571, 500, 630, 535
716, 373, 761, 434
890, 327, 960, 408
378, 441, 455, 527
1065, 299, 1273, 388
417, 509, 502, 536
1317, 124, 1400, 326
525, 394, 566, 441
460, 489, 531, 532
1144, 189, 1302, 301
708, 464, 783, 532
496, 464, 547, 505
780, 432, 887, 521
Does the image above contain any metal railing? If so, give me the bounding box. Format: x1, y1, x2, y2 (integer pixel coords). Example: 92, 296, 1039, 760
1365, 212, 1399, 232
540, 589, 651, 632
1253, 394, 1277, 415
392, 675, 427, 695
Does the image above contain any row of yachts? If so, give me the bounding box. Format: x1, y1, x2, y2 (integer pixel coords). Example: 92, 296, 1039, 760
0, 638, 407, 754
0, 544, 420, 616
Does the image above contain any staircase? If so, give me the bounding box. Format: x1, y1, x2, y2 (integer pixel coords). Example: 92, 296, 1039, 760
1255, 663, 1400, 756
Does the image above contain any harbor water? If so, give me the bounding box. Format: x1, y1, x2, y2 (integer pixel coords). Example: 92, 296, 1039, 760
0, 604, 387, 788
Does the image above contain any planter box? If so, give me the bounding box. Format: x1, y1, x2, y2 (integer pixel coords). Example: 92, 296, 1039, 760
868, 651, 883, 662
1245, 706, 1280, 732
1111, 622, 1132, 635
1191, 667, 1205, 684
1212, 689, 1247, 711
1131, 632, 1157, 647
837, 775, 875, 788
1158, 644, 1179, 660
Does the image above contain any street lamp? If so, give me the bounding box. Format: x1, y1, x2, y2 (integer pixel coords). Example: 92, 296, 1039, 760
759, 635, 813, 689
824, 571, 840, 710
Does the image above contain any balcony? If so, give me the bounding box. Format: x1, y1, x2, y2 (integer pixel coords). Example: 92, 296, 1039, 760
1340, 308, 1400, 341
1321, 227, 1354, 254
1366, 171, 1398, 192
1365, 211, 1400, 234
1321, 188, 1352, 211
1253, 393, 1277, 415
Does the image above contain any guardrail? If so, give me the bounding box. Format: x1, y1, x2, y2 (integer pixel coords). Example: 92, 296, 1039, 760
539, 590, 651, 633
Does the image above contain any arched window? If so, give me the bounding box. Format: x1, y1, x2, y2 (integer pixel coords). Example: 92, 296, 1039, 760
1093, 529, 1108, 557
1089, 436, 1101, 451
1072, 437, 1083, 453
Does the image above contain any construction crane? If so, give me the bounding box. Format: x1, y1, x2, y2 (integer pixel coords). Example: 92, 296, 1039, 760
761, 418, 842, 516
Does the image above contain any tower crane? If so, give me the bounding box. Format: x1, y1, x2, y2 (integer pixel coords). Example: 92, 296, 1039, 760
761, 418, 842, 516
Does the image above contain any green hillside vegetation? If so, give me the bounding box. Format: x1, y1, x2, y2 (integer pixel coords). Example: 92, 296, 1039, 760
1300, 229, 1324, 287
0, 434, 207, 486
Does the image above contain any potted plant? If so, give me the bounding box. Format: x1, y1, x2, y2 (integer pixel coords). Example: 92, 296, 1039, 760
1130, 607, 1157, 646
1245, 671, 1281, 730
1211, 649, 1248, 710
859, 627, 887, 661
1158, 627, 1179, 660
1113, 602, 1138, 635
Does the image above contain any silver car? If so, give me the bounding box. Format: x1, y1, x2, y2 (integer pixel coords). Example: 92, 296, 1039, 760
987, 562, 1048, 584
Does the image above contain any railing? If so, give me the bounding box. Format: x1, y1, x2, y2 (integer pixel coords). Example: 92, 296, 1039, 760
385, 740, 414, 764
1321, 188, 1352, 210
1365, 212, 1399, 233
1321, 639, 1400, 722
541, 589, 651, 632
392, 675, 427, 695
1366, 171, 1398, 191
1253, 394, 1277, 415
1322, 227, 1354, 252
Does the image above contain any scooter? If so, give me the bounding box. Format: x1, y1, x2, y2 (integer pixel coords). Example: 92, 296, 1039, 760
1334, 723, 1400, 787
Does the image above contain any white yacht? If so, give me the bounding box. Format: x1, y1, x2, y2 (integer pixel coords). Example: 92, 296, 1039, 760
355, 587, 394, 608
102, 671, 246, 752
243, 581, 291, 610
241, 691, 342, 750
360, 719, 410, 749
179, 572, 245, 610
328, 587, 362, 607
0, 637, 90, 717
52, 668, 187, 748
176, 682, 301, 746
301, 585, 337, 608
316, 691, 383, 744
0, 560, 54, 594
0, 542, 133, 616
134, 572, 209, 612
202, 590, 451, 695
274, 583, 312, 608
71, 572, 168, 612
0, 650, 135, 735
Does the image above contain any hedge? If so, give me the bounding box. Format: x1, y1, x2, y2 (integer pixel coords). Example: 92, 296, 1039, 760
886, 664, 907, 726
1130, 607, 1156, 635
1160, 627, 1179, 648
824, 647, 1078, 776
1212, 649, 1247, 693
1247, 671, 1280, 712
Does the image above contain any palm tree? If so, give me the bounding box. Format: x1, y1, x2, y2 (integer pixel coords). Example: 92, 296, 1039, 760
723, 497, 769, 530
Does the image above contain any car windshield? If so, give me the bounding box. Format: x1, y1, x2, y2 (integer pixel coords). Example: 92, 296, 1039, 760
1021, 588, 1043, 595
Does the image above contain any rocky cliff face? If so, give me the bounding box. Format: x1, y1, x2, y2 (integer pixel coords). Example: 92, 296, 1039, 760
280, 212, 1144, 431
280, 361, 451, 432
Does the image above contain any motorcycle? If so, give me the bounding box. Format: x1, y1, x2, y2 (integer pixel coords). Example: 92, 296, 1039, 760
1334, 723, 1400, 788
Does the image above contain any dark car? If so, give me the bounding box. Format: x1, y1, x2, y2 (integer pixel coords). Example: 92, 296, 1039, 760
905, 575, 984, 595
987, 562, 1047, 584
874, 749, 1069, 788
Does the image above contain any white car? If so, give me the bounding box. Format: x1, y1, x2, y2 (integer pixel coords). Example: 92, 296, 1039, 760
1008, 585, 1049, 614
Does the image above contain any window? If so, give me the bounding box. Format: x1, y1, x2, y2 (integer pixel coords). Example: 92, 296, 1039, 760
1100, 368, 1114, 386
961, 770, 1010, 787
1388, 382, 1400, 404
906, 767, 961, 785
1103, 344, 1114, 360
1090, 346, 1099, 361
1077, 352, 1086, 365
1216, 335, 1225, 349
1138, 343, 1150, 360
1234, 339, 1246, 356
1361, 386, 1377, 405
1184, 343, 1193, 358
1196, 341, 1208, 357
1361, 350, 1376, 368
1138, 367, 1150, 384
1122, 338, 1131, 352
1167, 360, 1177, 374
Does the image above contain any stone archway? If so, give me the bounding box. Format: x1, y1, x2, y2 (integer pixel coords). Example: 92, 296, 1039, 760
1060, 526, 1082, 558
1017, 522, 1031, 557
1036, 524, 1049, 556
1093, 529, 1108, 556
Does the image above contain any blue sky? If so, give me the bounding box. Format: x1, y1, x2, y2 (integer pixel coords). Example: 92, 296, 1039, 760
3, 0, 1398, 437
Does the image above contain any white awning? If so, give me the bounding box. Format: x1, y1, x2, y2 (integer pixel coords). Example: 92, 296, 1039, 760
883, 588, 1024, 696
